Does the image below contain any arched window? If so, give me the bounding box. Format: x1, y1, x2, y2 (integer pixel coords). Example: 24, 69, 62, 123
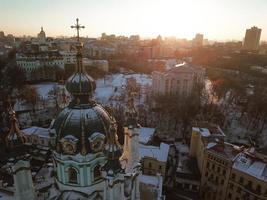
68, 167, 78, 184
94, 165, 101, 181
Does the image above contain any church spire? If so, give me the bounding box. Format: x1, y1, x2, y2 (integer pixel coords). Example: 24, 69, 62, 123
71, 18, 84, 43
5, 100, 26, 148
66, 18, 96, 104
125, 96, 139, 128
71, 18, 85, 73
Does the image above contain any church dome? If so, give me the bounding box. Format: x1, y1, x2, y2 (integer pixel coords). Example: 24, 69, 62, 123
66, 72, 96, 97
53, 102, 113, 155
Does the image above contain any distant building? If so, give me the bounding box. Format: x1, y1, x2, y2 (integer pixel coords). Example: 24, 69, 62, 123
129, 35, 140, 42
83, 58, 109, 72
0, 31, 5, 38
16, 50, 64, 81
152, 63, 205, 97
37, 27, 46, 43
84, 40, 116, 58
243, 26, 261, 51
192, 33, 204, 48
60, 50, 77, 64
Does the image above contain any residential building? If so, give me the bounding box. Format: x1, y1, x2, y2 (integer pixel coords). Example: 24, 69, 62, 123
201, 142, 240, 200
243, 26, 261, 51
227, 149, 267, 200
0, 31, 4, 38
60, 50, 77, 64
189, 123, 225, 173
193, 33, 204, 48
140, 174, 165, 200
175, 142, 201, 200
16, 50, 64, 81
189, 124, 267, 200
140, 143, 170, 177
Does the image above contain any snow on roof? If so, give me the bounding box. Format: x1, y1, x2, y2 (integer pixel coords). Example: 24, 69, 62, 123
193, 125, 225, 137
139, 174, 162, 187
140, 143, 170, 162
139, 127, 155, 144
175, 142, 189, 154
206, 142, 217, 149
233, 153, 267, 182
207, 142, 240, 161
200, 128, 210, 137
22, 126, 50, 138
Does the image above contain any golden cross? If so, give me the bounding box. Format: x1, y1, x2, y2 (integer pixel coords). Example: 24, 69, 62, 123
71, 18, 85, 42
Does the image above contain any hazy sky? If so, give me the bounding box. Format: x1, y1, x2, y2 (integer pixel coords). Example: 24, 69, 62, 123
1, 0, 267, 41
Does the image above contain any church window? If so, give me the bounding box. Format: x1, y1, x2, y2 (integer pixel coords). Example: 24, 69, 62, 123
68, 167, 78, 184
94, 165, 101, 181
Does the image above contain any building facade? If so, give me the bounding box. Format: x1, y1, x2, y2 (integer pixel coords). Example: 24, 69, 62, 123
192, 33, 204, 48
152, 63, 205, 97
243, 26, 262, 51
189, 124, 267, 200
16, 50, 64, 81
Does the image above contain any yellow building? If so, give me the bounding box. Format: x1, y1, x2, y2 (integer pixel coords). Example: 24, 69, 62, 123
189, 123, 225, 173
140, 143, 170, 177
189, 124, 267, 200
200, 142, 241, 200
226, 149, 267, 200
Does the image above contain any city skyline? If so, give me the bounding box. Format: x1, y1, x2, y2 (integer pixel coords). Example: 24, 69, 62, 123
1, 0, 267, 41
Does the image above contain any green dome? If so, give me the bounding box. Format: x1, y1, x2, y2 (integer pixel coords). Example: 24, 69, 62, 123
53, 102, 113, 154
66, 72, 96, 97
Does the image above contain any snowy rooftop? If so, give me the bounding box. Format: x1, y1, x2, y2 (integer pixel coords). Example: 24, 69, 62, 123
139, 174, 163, 187
233, 151, 267, 182
22, 126, 50, 138
139, 127, 155, 144
139, 143, 170, 162
207, 142, 241, 161
175, 142, 189, 154
193, 125, 225, 138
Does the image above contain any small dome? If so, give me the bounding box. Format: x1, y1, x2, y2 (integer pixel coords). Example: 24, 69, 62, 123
53, 102, 113, 154
66, 72, 96, 97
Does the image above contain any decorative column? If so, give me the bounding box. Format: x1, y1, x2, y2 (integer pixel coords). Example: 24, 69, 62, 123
12, 159, 36, 200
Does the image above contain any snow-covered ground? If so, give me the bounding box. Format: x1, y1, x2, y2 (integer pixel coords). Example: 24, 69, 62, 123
33, 83, 66, 99
31, 73, 152, 106
94, 73, 152, 105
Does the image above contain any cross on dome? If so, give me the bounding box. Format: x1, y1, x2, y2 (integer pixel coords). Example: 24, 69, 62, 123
71, 18, 85, 42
